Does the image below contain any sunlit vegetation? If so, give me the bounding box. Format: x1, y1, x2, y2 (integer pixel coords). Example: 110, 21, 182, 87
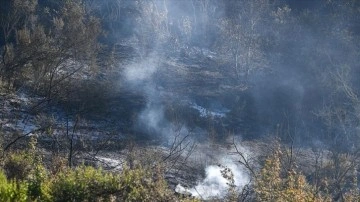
1, 138, 360, 201
0, 138, 198, 202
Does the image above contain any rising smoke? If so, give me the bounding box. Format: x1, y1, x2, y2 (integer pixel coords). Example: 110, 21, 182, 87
189, 159, 250, 199
92, 0, 360, 198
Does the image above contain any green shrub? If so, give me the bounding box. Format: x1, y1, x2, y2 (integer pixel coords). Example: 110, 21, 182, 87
50, 165, 198, 202
50, 165, 120, 202
3, 152, 33, 181
0, 140, 197, 201
117, 166, 194, 202
27, 164, 51, 201
0, 170, 28, 202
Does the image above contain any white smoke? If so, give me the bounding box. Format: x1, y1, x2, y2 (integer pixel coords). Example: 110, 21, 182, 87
124, 55, 191, 143
124, 57, 158, 82
188, 159, 249, 199
119, 3, 251, 198
138, 105, 164, 132
175, 141, 252, 200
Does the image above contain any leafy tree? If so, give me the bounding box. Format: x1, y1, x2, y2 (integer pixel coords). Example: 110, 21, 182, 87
255, 144, 326, 202
0, 0, 101, 98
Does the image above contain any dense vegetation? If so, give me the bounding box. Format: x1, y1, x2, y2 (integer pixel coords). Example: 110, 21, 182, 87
0, 138, 198, 201
1, 0, 360, 201
1, 138, 360, 201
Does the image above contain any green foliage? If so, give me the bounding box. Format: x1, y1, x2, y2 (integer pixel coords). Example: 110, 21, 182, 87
254, 147, 327, 202
47, 165, 198, 202
118, 166, 169, 201
0, 136, 198, 202
3, 138, 51, 201
0, 171, 28, 202
3, 152, 33, 181
50, 165, 119, 202
27, 164, 51, 201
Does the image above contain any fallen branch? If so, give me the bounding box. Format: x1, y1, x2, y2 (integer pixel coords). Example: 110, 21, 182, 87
4, 128, 44, 151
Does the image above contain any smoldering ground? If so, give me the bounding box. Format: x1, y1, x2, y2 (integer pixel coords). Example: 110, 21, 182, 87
88, 0, 360, 198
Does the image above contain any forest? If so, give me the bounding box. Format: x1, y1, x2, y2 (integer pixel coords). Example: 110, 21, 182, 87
0, 0, 360, 201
